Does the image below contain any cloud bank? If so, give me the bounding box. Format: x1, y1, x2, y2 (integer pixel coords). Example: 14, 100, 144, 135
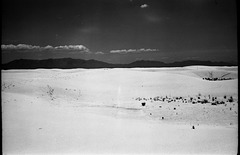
1, 44, 41, 50
110, 48, 159, 54
1, 44, 90, 53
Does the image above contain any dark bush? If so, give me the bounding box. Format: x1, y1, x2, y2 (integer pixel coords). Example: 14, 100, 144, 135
228, 96, 233, 102
201, 99, 208, 104
219, 101, 225, 104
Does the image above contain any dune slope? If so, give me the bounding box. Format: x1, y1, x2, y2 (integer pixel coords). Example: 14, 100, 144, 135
2, 66, 238, 154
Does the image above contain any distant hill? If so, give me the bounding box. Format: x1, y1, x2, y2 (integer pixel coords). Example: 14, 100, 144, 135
1, 58, 237, 69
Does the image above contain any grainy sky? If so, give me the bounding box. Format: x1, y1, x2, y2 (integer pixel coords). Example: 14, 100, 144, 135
1, 0, 237, 64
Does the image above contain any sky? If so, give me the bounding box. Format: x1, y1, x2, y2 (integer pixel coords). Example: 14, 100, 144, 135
1, 0, 238, 64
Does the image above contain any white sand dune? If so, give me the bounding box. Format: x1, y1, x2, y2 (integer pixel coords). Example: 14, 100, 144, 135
2, 66, 238, 154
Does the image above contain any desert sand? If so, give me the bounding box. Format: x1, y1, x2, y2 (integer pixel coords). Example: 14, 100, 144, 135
2, 66, 238, 154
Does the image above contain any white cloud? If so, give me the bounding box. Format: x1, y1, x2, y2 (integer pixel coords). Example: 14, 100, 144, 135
43, 45, 54, 49
110, 49, 128, 54
127, 49, 137, 52
140, 4, 148, 8
110, 48, 158, 54
1, 44, 90, 53
54, 45, 89, 51
1, 44, 15, 50
1, 44, 40, 50
95, 51, 105, 55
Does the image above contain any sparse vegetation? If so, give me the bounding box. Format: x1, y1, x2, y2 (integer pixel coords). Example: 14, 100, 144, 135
228, 96, 234, 102
2, 82, 14, 91
201, 99, 208, 104
203, 72, 233, 81
47, 85, 55, 100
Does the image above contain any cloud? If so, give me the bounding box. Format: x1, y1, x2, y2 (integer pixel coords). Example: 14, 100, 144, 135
43, 45, 54, 50
110, 49, 128, 54
1, 44, 40, 50
110, 48, 158, 54
54, 45, 89, 51
140, 4, 148, 8
95, 51, 105, 55
2, 44, 90, 53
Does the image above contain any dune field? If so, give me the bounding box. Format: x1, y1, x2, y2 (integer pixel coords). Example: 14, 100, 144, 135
2, 66, 238, 154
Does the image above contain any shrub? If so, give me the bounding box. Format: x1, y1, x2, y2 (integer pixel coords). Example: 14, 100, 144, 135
219, 101, 225, 104
211, 102, 217, 105
228, 96, 233, 102
201, 99, 208, 104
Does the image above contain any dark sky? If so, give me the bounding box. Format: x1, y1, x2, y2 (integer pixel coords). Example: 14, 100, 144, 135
1, 0, 238, 64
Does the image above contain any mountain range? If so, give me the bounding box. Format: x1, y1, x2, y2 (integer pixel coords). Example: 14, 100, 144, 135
1, 58, 237, 69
